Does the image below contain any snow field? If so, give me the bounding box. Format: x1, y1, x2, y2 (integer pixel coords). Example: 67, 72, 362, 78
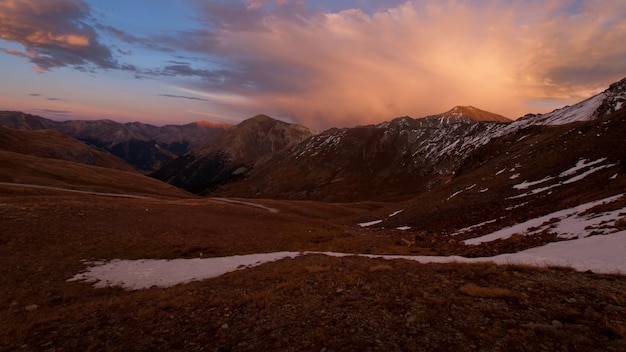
69, 228, 626, 291
463, 194, 624, 245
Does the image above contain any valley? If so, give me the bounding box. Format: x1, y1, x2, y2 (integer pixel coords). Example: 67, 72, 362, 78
1, 184, 625, 351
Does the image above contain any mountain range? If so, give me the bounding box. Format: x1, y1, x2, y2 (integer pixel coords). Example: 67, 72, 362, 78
150, 114, 316, 193
149, 78, 625, 203
3, 78, 625, 205
0, 111, 230, 172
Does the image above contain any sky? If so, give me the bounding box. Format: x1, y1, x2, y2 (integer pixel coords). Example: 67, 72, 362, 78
1, 0, 626, 130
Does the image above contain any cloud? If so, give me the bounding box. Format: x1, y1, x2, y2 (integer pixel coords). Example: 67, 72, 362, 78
26, 93, 66, 102
34, 109, 71, 115
0, 0, 120, 72
179, 0, 626, 129
3, 0, 625, 129
158, 94, 211, 102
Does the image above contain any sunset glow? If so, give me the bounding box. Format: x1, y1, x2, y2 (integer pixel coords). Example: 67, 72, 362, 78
1, 0, 625, 129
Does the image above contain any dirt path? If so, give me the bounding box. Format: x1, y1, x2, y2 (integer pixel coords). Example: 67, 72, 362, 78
0, 182, 155, 199
211, 197, 279, 213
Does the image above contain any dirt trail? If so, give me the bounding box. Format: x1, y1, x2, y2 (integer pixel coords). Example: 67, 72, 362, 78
0, 182, 155, 199
211, 197, 279, 213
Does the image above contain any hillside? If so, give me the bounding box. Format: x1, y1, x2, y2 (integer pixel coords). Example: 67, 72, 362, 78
211, 113, 510, 200
351, 109, 626, 238
0, 111, 230, 172
211, 78, 626, 201
0, 123, 193, 197
151, 114, 317, 194
0, 151, 193, 198
0, 126, 134, 172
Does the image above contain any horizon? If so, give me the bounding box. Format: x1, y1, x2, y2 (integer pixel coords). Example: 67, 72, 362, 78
1, 1, 626, 130
1, 101, 564, 130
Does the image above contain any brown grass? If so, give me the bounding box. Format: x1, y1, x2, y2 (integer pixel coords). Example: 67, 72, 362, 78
0, 151, 192, 198
460, 283, 517, 299
368, 264, 393, 272
2, 187, 626, 351
306, 265, 331, 273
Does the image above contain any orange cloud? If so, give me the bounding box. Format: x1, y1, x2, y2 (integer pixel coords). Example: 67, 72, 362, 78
198, 0, 626, 129
26, 32, 90, 47
0, 0, 117, 71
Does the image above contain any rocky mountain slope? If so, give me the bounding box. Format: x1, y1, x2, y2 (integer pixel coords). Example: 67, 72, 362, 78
354, 108, 626, 233
0, 112, 230, 172
151, 115, 317, 194
211, 79, 626, 201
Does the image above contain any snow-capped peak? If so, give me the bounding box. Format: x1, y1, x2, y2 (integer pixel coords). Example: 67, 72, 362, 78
513, 77, 626, 128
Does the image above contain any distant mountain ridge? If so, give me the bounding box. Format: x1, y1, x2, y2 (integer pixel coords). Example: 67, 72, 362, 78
3, 77, 625, 203
0, 112, 230, 172
0, 126, 134, 171
151, 114, 316, 194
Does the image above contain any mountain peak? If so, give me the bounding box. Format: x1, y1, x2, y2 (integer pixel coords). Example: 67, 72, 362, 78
236, 114, 288, 129
437, 106, 512, 123
249, 114, 275, 122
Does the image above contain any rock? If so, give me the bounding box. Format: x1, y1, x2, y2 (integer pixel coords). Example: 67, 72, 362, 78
25, 304, 38, 311
221, 323, 229, 329
551, 320, 563, 329
615, 217, 626, 230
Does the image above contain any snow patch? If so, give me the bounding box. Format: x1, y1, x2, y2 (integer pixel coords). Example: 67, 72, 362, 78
453, 218, 500, 236
513, 176, 554, 190
447, 190, 463, 200
397, 226, 412, 231
359, 220, 383, 227
389, 210, 404, 217
509, 158, 617, 199
68, 252, 301, 290
71, 231, 626, 290
562, 163, 617, 184
464, 194, 624, 245
559, 158, 607, 177
506, 201, 529, 211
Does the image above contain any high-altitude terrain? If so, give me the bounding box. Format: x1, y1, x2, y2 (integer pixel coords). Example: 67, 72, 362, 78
151, 114, 316, 193
0, 111, 230, 172
1, 78, 626, 351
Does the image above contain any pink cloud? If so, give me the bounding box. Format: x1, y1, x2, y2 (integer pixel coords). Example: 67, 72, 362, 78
0, 0, 119, 71
187, 0, 626, 129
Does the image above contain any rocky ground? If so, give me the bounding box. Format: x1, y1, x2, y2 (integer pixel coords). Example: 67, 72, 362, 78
2, 186, 625, 351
